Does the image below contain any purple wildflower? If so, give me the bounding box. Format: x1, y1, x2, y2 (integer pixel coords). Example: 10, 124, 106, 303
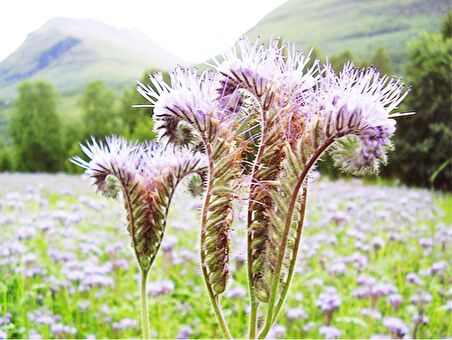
286, 307, 308, 321
214, 37, 318, 98
419, 238, 432, 249
303, 321, 315, 333
267, 324, 286, 339
50, 323, 77, 337
226, 286, 247, 299
162, 235, 178, 253
383, 317, 409, 338
353, 285, 371, 299
319, 325, 341, 339
406, 272, 424, 286
112, 318, 139, 330
370, 282, 396, 299
307, 63, 410, 174
412, 314, 429, 325
148, 279, 175, 297
176, 326, 193, 339
410, 292, 432, 305
372, 237, 385, 250
388, 294, 402, 311
29, 330, 42, 339
357, 274, 377, 287
137, 68, 237, 146
328, 261, 347, 276
360, 308, 382, 320
431, 260, 447, 275
316, 286, 341, 324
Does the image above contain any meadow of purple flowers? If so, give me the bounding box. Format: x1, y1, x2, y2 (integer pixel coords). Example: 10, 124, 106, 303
0, 173, 450, 339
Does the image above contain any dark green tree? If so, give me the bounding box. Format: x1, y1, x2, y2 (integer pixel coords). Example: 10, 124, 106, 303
441, 12, 452, 38
62, 120, 85, 173
9, 81, 65, 172
80, 81, 120, 139
389, 16, 452, 190
370, 47, 392, 75
0, 146, 14, 171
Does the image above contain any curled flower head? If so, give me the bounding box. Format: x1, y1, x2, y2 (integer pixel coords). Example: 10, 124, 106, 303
138, 68, 239, 145
71, 136, 143, 198
309, 63, 410, 174
72, 136, 207, 271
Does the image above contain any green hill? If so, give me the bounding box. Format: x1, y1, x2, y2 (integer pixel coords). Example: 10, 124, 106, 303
0, 17, 186, 101
247, 0, 448, 70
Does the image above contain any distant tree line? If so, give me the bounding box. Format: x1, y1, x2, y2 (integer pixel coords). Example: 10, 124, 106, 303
0, 13, 450, 190
0, 69, 165, 174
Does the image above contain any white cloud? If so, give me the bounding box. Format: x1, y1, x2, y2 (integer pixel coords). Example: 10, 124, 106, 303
0, 0, 287, 62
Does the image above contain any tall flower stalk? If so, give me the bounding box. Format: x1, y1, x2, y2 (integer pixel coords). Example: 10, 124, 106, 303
72, 137, 207, 339
138, 68, 246, 338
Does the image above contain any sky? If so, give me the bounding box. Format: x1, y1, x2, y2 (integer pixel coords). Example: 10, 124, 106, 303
0, 0, 287, 63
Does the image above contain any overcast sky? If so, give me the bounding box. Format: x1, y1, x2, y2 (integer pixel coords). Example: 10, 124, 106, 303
0, 0, 287, 63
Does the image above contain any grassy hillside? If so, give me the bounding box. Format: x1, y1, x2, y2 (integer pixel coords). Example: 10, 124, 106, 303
247, 0, 448, 69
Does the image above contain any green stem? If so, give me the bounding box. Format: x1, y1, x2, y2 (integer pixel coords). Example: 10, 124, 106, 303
140, 269, 151, 339
247, 216, 259, 339
258, 139, 334, 339
248, 300, 258, 339
271, 186, 308, 324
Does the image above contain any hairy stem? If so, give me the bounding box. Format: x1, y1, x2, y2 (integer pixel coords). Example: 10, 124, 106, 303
272, 186, 308, 323
120, 180, 143, 270
248, 303, 258, 339
259, 139, 334, 339
140, 269, 151, 339
200, 142, 233, 339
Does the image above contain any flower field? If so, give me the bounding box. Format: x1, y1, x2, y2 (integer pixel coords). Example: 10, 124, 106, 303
0, 174, 450, 339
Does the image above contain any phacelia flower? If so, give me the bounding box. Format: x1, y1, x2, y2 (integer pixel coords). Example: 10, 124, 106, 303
72, 136, 207, 271
214, 37, 318, 99
383, 317, 409, 338
388, 293, 403, 311
316, 286, 341, 323
307, 63, 410, 174
137, 68, 239, 145
319, 325, 341, 339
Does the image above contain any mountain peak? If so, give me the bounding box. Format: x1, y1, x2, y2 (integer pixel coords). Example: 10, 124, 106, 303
0, 17, 186, 99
